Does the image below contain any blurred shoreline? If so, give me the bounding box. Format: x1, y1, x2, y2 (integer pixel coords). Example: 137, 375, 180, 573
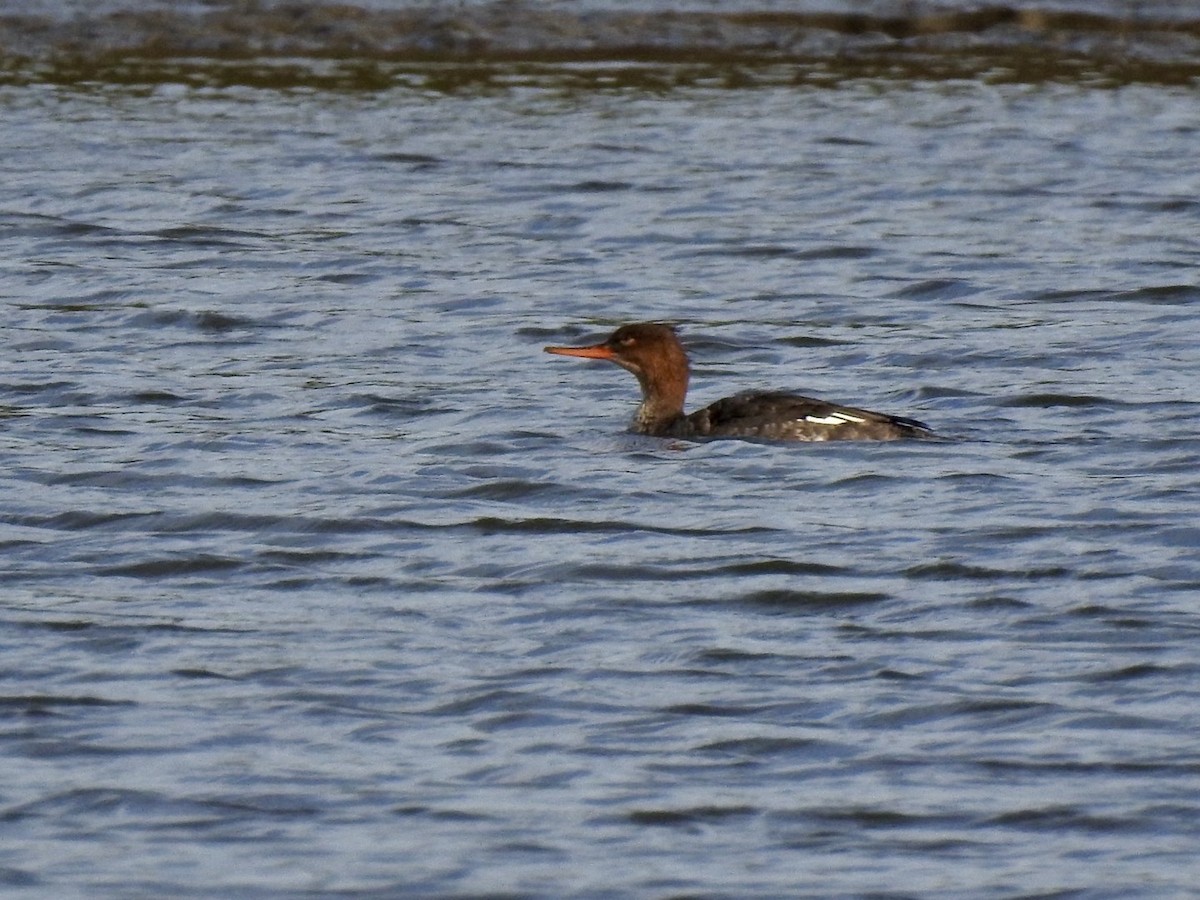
2, 2, 1198, 87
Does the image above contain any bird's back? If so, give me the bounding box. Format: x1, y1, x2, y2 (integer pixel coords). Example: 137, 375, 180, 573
680, 391, 934, 442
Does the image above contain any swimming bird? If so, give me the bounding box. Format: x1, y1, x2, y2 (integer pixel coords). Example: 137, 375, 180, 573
544, 322, 933, 441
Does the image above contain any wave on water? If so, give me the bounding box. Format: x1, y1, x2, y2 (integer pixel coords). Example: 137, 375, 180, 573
1, 1, 1199, 87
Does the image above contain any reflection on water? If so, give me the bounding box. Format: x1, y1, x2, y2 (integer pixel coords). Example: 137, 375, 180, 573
1, 0, 1199, 89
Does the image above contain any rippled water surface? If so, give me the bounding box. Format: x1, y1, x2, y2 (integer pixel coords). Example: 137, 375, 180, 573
3, 71, 1200, 897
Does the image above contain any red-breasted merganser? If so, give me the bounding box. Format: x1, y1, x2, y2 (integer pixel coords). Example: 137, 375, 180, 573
545, 323, 934, 442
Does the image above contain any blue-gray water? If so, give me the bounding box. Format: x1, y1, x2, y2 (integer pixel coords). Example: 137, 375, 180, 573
3, 51, 1200, 900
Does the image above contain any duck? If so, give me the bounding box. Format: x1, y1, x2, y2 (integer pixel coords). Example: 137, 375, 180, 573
544, 322, 933, 441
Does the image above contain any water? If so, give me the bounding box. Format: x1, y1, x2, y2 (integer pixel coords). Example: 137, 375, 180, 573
2, 56, 1200, 899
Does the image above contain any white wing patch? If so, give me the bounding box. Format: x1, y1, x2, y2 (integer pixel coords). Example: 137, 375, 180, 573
804, 412, 866, 426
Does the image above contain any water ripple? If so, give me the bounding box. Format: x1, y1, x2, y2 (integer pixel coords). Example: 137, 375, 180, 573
1, 53, 1198, 900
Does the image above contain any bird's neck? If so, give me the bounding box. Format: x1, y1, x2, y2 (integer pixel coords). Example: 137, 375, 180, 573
632, 367, 688, 433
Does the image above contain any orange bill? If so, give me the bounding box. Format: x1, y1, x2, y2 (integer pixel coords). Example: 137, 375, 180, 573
544, 342, 615, 360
